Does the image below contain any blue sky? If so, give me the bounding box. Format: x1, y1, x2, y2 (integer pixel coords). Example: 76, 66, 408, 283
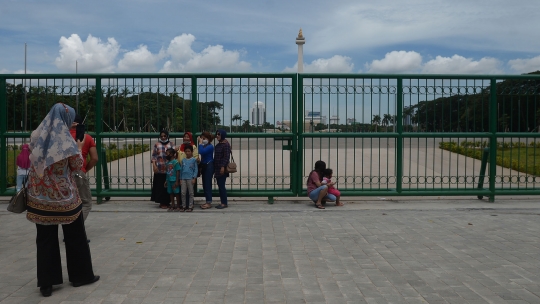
1, 0, 540, 74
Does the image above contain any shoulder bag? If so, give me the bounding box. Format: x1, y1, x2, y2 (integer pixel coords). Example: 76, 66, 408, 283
225, 143, 237, 173
7, 173, 28, 213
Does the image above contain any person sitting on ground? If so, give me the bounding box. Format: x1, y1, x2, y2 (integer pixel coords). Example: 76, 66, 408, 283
306, 160, 336, 209
180, 145, 198, 212
164, 148, 181, 211
322, 168, 344, 206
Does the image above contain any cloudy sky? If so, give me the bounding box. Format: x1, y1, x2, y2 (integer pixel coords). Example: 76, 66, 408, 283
1, 0, 540, 74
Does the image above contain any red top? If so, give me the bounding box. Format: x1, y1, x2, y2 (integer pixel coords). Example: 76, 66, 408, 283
69, 129, 96, 173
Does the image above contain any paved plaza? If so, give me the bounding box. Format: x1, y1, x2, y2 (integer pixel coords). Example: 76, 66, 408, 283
1, 197, 540, 304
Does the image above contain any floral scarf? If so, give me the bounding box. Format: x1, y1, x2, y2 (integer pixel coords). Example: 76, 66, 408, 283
29, 103, 79, 176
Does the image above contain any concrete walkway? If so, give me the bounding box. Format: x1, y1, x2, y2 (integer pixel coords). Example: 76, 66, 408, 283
1, 197, 539, 303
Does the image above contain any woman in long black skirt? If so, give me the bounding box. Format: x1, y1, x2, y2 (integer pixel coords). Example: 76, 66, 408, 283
151, 130, 175, 209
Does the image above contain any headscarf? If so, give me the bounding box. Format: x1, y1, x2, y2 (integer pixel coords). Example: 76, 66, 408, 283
159, 130, 170, 145
16, 144, 31, 169
216, 129, 227, 141
29, 103, 79, 176
180, 131, 195, 152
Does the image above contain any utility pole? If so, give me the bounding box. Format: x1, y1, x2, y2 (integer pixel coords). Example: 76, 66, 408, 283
24, 43, 27, 135
76, 60, 79, 111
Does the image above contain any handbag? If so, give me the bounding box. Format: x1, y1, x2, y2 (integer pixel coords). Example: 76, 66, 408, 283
226, 148, 237, 174
7, 174, 28, 213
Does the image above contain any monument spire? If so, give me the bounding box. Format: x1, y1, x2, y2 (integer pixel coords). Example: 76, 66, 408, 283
295, 28, 305, 73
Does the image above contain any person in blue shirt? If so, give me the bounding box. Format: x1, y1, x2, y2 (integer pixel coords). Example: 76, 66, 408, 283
198, 131, 214, 209
164, 148, 181, 211
180, 145, 198, 212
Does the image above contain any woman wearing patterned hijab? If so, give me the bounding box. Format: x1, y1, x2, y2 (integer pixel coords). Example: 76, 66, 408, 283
26, 103, 99, 297
151, 130, 175, 209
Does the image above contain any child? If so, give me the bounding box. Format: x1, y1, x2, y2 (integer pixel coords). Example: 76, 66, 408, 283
180, 145, 198, 212
323, 168, 343, 206
164, 148, 181, 211
16, 144, 31, 191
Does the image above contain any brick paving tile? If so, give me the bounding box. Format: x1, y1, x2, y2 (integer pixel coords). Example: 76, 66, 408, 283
1, 199, 540, 303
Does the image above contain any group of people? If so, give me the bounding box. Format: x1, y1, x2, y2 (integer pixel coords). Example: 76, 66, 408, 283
21, 103, 100, 297
151, 129, 342, 211
150, 129, 231, 211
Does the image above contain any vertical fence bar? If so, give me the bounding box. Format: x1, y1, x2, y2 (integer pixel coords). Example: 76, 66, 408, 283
296, 74, 304, 195
191, 77, 198, 134
95, 77, 103, 203
489, 78, 497, 202
0, 77, 6, 194
396, 77, 403, 194
291, 74, 298, 195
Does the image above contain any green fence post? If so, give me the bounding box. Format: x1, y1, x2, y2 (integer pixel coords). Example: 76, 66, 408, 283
396, 77, 403, 194
100, 148, 110, 202
296, 74, 304, 197
291, 73, 298, 197
95, 77, 103, 204
191, 77, 198, 133
0, 77, 6, 194
488, 78, 497, 202
477, 148, 490, 199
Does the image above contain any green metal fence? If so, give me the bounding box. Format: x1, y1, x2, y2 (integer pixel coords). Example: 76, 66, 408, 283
1, 73, 539, 202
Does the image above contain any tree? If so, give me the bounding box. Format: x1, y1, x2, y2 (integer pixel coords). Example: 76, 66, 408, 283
382, 114, 392, 129
242, 120, 251, 132
372, 115, 381, 132
232, 114, 242, 131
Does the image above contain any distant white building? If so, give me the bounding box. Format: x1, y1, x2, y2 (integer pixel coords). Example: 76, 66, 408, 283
251, 101, 266, 126
346, 118, 356, 125
329, 115, 339, 125
305, 111, 326, 125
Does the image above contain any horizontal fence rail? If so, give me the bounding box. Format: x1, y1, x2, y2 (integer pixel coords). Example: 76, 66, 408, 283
1, 73, 539, 202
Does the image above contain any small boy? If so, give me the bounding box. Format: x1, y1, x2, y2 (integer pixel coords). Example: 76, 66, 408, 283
164, 148, 181, 211
180, 145, 198, 212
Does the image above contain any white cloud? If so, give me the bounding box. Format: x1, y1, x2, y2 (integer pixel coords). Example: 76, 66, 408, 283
118, 45, 163, 72
0, 68, 10, 73
366, 51, 422, 73
12, 69, 41, 74
160, 36, 251, 73
55, 34, 120, 73
422, 55, 502, 74
283, 55, 353, 73
508, 55, 540, 74
53, 33, 251, 73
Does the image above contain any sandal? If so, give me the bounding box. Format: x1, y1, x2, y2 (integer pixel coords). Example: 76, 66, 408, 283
335, 202, 344, 206
159, 205, 169, 209
315, 203, 325, 209
186, 208, 193, 212
200, 203, 212, 209
167, 207, 174, 212
178, 207, 185, 212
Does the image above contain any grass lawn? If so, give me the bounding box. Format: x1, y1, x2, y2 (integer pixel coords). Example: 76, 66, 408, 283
440, 141, 540, 176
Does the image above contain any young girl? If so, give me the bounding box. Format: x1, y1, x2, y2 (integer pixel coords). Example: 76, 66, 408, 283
164, 148, 181, 211
16, 144, 31, 191
180, 145, 198, 212
323, 168, 343, 206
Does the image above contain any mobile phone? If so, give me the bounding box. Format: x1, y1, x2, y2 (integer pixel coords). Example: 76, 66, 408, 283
75, 124, 86, 142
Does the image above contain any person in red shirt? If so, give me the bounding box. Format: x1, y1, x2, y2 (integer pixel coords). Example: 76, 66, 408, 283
69, 114, 98, 221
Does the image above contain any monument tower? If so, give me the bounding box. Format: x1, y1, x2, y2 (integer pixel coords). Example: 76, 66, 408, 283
296, 28, 305, 73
